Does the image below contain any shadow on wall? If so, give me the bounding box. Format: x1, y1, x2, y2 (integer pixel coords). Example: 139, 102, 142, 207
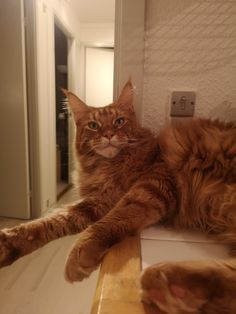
142, 0, 236, 130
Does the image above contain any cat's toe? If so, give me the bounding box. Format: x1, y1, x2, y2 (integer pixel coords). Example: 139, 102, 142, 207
64, 258, 92, 282
64, 245, 95, 282
0, 230, 20, 267
0, 230, 7, 241
64, 233, 105, 282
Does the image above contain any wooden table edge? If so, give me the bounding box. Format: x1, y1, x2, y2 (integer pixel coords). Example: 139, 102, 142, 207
90, 235, 157, 314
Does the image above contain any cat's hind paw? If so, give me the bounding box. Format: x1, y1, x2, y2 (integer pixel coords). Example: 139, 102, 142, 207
140, 261, 218, 314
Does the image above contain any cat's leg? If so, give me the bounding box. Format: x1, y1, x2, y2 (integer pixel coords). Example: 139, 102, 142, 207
140, 259, 236, 314
64, 176, 177, 281
0, 198, 109, 267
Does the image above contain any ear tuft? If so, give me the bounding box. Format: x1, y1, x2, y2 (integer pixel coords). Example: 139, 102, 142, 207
60, 87, 69, 97
60, 87, 88, 121
116, 80, 134, 113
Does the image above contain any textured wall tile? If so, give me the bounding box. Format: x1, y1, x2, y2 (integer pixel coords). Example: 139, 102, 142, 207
142, 0, 236, 132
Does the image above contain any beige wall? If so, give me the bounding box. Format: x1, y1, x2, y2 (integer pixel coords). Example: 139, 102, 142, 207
79, 23, 114, 44
142, 0, 236, 132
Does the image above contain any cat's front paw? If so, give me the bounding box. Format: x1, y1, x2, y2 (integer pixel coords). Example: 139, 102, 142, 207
64, 229, 107, 282
140, 261, 230, 314
0, 225, 40, 268
0, 229, 21, 267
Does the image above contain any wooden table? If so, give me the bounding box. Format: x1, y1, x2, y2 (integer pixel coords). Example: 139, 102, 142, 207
90, 236, 158, 314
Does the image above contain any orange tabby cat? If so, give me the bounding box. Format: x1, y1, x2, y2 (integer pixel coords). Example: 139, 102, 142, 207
0, 81, 236, 313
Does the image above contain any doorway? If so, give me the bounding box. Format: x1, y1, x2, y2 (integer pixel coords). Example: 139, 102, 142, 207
54, 23, 70, 199
85, 47, 114, 107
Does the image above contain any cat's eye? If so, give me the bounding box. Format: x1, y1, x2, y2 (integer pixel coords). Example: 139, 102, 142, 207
114, 117, 125, 127
88, 121, 99, 130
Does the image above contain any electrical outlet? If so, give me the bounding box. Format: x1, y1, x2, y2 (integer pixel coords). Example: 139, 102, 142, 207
170, 91, 195, 117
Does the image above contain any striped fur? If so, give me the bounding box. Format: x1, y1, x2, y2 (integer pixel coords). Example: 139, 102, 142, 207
1, 82, 236, 313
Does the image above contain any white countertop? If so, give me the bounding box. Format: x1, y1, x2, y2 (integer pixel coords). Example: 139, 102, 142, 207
141, 225, 228, 269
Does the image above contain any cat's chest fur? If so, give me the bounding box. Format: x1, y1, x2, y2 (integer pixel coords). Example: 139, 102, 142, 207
78, 142, 159, 202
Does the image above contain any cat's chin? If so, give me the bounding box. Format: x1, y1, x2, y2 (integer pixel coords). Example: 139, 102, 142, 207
96, 146, 120, 159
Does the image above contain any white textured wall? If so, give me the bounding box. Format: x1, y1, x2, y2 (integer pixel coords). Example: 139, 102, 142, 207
142, 0, 236, 132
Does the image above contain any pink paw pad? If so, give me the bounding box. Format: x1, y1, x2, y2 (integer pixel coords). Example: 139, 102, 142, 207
170, 284, 186, 298
148, 284, 186, 303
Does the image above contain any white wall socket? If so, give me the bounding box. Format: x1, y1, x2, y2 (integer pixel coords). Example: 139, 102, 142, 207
170, 91, 195, 117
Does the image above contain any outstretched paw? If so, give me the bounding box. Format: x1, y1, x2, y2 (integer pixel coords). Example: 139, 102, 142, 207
140, 261, 229, 314
0, 225, 40, 268
64, 229, 107, 282
0, 229, 21, 267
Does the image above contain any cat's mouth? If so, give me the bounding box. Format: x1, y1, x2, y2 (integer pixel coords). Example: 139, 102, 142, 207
95, 143, 121, 158
93, 136, 128, 158
100, 145, 120, 156
104, 143, 118, 149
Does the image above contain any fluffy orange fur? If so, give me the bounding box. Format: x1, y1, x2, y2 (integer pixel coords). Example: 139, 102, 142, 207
0, 81, 236, 313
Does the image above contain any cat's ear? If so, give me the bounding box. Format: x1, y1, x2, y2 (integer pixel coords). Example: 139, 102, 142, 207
61, 88, 89, 121
116, 80, 134, 113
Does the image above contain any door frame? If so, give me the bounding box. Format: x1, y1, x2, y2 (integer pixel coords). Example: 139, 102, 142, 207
28, 4, 78, 217
24, 0, 41, 218
114, 0, 146, 121
49, 14, 77, 204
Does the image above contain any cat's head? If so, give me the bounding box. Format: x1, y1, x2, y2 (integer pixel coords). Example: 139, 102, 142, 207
63, 81, 139, 159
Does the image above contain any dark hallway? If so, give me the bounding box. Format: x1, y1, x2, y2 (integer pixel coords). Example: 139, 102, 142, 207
54, 24, 70, 198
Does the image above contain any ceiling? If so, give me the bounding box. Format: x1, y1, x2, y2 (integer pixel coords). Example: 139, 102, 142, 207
68, 0, 115, 23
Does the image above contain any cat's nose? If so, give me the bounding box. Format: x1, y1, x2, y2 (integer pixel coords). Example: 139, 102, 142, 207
104, 130, 114, 140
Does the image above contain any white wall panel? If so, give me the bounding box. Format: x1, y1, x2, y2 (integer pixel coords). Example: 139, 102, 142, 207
0, 0, 30, 218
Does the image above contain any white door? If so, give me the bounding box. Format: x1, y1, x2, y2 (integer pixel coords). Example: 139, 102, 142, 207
85, 47, 114, 107
0, 0, 31, 218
